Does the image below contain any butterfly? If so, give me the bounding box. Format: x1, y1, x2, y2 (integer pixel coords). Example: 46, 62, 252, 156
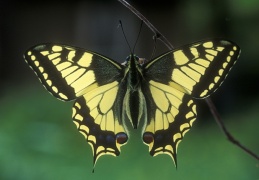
24, 39, 240, 168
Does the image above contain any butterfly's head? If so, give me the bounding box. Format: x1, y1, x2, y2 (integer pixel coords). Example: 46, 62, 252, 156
121, 54, 139, 66
124, 54, 146, 66
126, 54, 139, 62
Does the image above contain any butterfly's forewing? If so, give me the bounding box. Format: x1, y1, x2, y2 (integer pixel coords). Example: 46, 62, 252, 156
24, 44, 128, 165
24, 44, 123, 101
142, 39, 240, 165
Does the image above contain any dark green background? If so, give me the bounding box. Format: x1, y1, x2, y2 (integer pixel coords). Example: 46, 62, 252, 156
1, 0, 258, 179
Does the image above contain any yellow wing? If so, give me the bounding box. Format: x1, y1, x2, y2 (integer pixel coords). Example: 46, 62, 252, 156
72, 82, 128, 167
24, 44, 128, 167
142, 80, 196, 166
142, 39, 240, 166
24, 44, 123, 101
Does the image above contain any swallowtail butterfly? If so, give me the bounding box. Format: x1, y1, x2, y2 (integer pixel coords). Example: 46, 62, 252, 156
24, 39, 240, 168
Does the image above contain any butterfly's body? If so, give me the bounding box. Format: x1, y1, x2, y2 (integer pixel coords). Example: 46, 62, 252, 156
24, 39, 240, 168
122, 55, 145, 129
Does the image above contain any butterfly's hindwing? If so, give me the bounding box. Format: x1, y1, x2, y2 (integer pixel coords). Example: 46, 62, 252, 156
142, 80, 197, 165
24, 44, 123, 101
72, 84, 128, 165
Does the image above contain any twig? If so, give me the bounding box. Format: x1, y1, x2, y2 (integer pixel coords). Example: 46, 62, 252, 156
117, 0, 174, 50
118, 0, 259, 161
205, 98, 259, 160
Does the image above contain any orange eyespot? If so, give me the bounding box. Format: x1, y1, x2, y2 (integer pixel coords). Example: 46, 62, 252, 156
143, 132, 154, 144
116, 132, 128, 144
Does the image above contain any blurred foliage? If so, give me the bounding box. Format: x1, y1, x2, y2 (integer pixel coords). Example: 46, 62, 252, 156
1, 0, 259, 179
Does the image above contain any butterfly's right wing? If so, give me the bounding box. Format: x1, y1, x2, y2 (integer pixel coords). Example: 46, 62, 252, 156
24, 44, 128, 167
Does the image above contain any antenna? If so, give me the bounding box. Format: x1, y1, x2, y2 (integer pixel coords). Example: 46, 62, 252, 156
132, 20, 143, 53
118, 20, 143, 54
119, 20, 132, 54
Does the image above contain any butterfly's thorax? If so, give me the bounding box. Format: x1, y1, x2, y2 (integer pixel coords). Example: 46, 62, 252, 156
123, 55, 146, 129
127, 55, 143, 90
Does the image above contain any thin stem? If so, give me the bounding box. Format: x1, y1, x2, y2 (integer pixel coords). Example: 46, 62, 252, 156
118, 0, 174, 50
205, 98, 259, 160
118, 0, 259, 161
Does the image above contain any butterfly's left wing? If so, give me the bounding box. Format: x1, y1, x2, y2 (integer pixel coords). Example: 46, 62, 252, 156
141, 39, 240, 166
24, 44, 128, 167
